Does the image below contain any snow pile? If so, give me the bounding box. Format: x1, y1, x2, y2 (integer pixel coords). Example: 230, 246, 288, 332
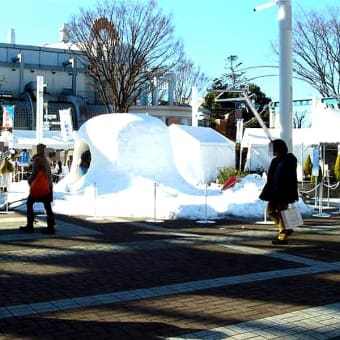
10, 113, 312, 220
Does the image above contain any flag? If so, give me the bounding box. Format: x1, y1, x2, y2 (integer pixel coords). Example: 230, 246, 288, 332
312, 146, 319, 177
2, 105, 15, 130
18, 150, 30, 167
59, 108, 73, 142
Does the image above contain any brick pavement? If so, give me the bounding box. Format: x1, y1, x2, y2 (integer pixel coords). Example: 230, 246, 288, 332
0, 211, 340, 339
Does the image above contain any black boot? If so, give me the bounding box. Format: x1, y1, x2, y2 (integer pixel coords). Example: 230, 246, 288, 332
19, 225, 34, 233
20, 218, 34, 233
42, 217, 56, 234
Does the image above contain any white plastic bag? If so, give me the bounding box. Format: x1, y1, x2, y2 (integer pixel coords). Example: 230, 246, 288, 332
281, 205, 303, 228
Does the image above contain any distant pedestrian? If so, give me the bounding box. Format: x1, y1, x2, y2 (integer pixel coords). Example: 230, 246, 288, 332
52, 160, 62, 183
0, 150, 15, 192
259, 139, 298, 245
20, 143, 56, 234
78, 149, 91, 175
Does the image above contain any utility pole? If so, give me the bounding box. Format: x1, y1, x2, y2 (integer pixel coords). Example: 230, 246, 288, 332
254, 0, 293, 151
278, 0, 293, 152
36, 76, 47, 144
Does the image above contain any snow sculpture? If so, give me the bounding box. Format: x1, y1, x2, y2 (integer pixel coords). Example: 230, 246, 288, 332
60, 113, 197, 195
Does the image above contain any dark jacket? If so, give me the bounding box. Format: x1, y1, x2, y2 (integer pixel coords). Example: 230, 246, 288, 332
259, 153, 298, 204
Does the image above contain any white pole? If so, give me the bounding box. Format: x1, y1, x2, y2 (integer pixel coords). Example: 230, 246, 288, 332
243, 93, 273, 141
154, 182, 157, 222
5, 192, 9, 213
278, 0, 293, 152
86, 182, 104, 221
191, 86, 199, 127
196, 185, 215, 224
204, 185, 208, 221
93, 182, 97, 219
36, 76, 45, 143
147, 182, 163, 223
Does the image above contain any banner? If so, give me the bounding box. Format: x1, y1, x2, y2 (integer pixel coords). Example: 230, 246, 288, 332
312, 146, 319, 177
18, 149, 30, 167
236, 119, 244, 143
59, 108, 73, 142
2, 105, 15, 130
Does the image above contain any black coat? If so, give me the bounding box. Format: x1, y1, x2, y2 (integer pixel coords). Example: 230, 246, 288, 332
259, 153, 298, 204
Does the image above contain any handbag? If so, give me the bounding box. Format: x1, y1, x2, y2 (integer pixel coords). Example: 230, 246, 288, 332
30, 170, 50, 199
281, 205, 303, 228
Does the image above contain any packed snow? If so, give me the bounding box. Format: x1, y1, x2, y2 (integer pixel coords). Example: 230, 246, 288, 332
7, 113, 312, 221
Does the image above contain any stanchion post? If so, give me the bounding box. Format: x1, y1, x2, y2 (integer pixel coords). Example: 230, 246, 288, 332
256, 205, 274, 225
196, 184, 215, 224
204, 185, 208, 221
86, 182, 104, 221
146, 182, 163, 223
314, 181, 318, 210
313, 178, 331, 218
5, 192, 8, 213
154, 182, 157, 223
0, 191, 11, 214
93, 182, 97, 219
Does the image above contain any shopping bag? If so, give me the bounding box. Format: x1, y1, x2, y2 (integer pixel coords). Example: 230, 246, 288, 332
30, 170, 50, 199
281, 206, 303, 228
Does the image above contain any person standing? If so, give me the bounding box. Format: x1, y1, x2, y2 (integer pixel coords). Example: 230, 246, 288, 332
20, 143, 56, 234
259, 139, 298, 245
0, 150, 15, 192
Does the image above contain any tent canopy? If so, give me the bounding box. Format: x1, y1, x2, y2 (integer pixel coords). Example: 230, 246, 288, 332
169, 124, 235, 185
3, 130, 74, 150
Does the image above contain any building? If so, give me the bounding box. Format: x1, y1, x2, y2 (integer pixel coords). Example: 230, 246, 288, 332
0, 26, 210, 134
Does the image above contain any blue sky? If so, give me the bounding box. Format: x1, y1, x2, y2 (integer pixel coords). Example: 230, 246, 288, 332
0, 0, 337, 100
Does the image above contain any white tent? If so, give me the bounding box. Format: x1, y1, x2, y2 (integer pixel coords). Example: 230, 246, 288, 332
241, 128, 314, 180
309, 100, 340, 144
241, 100, 340, 175
169, 124, 235, 185
2, 130, 74, 150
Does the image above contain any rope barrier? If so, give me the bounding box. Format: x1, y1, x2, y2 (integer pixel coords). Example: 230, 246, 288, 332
0, 190, 28, 214
299, 183, 321, 195
322, 181, 340, 190
153, 183, 178, 198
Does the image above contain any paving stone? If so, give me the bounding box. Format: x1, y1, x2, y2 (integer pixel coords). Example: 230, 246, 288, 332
0, 211, 340, 339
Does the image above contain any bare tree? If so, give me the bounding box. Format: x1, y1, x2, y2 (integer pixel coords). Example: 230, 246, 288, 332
156, 59, 210, 105
171, 59, 210, 104
293, 109, 309, 128
67, 0, 184, 112
293, 7, 340, 98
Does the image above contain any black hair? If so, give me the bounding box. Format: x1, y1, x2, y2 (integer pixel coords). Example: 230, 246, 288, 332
272, 139, 288, 154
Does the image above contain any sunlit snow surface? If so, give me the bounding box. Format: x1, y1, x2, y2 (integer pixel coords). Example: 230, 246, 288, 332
10, 114, 312, 220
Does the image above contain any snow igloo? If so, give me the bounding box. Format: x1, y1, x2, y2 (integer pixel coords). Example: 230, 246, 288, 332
61, 113, 195, 195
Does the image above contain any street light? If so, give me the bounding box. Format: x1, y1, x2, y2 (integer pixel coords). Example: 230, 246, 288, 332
253, 1, 277, 11
63, 58, 76, 95
254, 0, 293, 151
11, 53, 24, 94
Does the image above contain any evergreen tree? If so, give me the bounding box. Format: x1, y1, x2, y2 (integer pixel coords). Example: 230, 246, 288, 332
303, 154, 312, 179
334, 154, 340, 182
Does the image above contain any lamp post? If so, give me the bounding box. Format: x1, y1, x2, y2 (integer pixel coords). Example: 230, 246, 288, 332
254, 0, 293, 152
63, 58, 76, 95
36, 76, 47, 143
190, 86, 203, 127
278, 0, 293, 152
11, 53, 24, 95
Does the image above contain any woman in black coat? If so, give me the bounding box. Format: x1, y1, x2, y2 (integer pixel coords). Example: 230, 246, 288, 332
260, 139, 298, 244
